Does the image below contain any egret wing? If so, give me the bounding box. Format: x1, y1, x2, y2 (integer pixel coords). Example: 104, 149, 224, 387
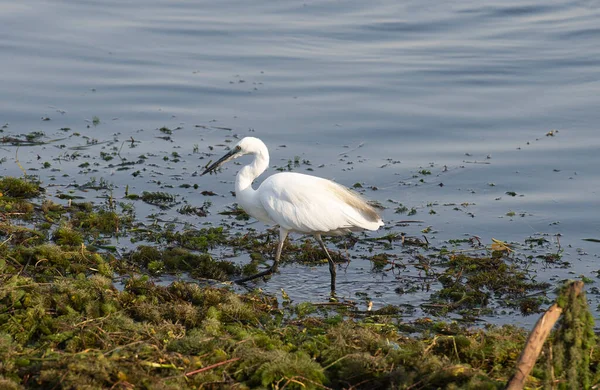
258, 173, 381, 233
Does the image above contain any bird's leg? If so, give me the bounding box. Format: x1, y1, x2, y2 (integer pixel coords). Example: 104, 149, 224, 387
235, 229, 287, 284
314, 234, 336, 292
269, 230, 286, 273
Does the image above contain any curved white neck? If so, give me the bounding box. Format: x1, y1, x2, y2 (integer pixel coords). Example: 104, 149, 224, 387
235, 148, 269, 194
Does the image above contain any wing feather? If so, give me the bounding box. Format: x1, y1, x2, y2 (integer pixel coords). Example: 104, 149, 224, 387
258, 172, 382, 234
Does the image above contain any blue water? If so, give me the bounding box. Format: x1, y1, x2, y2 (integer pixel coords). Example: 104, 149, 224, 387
1, 0, 599, 326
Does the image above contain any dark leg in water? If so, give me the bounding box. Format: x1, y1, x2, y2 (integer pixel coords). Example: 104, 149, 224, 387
235, 229, 288, 284
314, 234, 336, 292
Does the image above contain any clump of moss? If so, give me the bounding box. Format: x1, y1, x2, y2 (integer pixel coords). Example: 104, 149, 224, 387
547, 281, 596, 389
68, 201, 93, 212
169, 227, 229, 251
132, 225, 230, 252
371, 253, 390, 271
0, 377, 21, 390
0, 178, 39, 222
67, 205, 134, 240
0, 177, 40, 198
0, 199, 34, 220
0, 224, 45, 247
71, 209, 120, 234
236, 348, 326, 388
127, 246, 239, 280
52, 224, 84, 247
2, 265, 599, 389
4, 244, 113, 281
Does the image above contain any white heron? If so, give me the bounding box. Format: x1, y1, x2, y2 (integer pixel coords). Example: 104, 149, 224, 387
201, 137, 383, 292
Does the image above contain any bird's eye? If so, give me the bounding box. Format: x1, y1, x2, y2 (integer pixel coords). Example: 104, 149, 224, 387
236, 146, 242, 152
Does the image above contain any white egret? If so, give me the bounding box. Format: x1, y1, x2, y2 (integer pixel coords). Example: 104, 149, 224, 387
201, 137, 383, 292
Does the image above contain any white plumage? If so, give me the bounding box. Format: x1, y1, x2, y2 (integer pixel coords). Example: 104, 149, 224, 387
249, 173, 382, 234
202, 137, 383, 291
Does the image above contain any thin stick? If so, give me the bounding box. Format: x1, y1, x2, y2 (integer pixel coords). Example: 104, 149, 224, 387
0, 234, 13, 247
15, 146, 27, 176
184, 357, 240, 377
117, 140, 126, 162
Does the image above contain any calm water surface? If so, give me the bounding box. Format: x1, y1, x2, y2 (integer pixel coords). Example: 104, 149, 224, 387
1, 0, 600, 326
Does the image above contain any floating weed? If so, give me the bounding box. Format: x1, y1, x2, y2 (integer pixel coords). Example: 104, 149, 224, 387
430, 254, 551, 317
141, 191, 178, 209
218, 204, 251, 220
25, 131, 45, 142
394, 204, 408, 214
289, 238, 345, 266
177, 204, 208, 217
170, 227, 229, 251
0, 223, 46, 247
371, 253, 391, 271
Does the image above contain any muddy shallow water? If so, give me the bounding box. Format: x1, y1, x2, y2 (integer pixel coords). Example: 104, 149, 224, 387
1, 0, 600, 326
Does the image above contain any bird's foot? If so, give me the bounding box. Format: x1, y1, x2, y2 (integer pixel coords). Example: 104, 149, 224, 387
329, 290, 338, 302
234, 267, 276, 284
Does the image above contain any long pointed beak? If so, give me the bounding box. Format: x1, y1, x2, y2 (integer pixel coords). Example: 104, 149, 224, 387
201, 149, 237, 176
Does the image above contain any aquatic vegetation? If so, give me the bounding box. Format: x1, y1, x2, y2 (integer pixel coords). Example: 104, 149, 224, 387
1, 176, 599, 389
70, 209, 124, 235
127, 246, 238, 280
0, 177, 41, 198
548, 281, 597, 388
52, 224, 84, 247
177, 203, 208, 217
431, 254, 551, 316
218, 204, 251, 220
141, 191, 178, 209
0, 269, 531, 389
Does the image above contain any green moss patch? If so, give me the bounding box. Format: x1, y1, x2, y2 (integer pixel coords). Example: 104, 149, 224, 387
0, 271, 529, 389
0, 177, 41, 199
127, 246, 238, 280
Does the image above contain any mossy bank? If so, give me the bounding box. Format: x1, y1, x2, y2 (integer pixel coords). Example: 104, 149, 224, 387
1, 176, 599, 389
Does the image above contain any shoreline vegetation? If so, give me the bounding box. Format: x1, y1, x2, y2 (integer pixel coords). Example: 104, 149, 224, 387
1, 175, 598, 389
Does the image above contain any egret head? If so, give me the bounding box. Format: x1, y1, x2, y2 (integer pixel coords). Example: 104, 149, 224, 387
201, 137, 265, 175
